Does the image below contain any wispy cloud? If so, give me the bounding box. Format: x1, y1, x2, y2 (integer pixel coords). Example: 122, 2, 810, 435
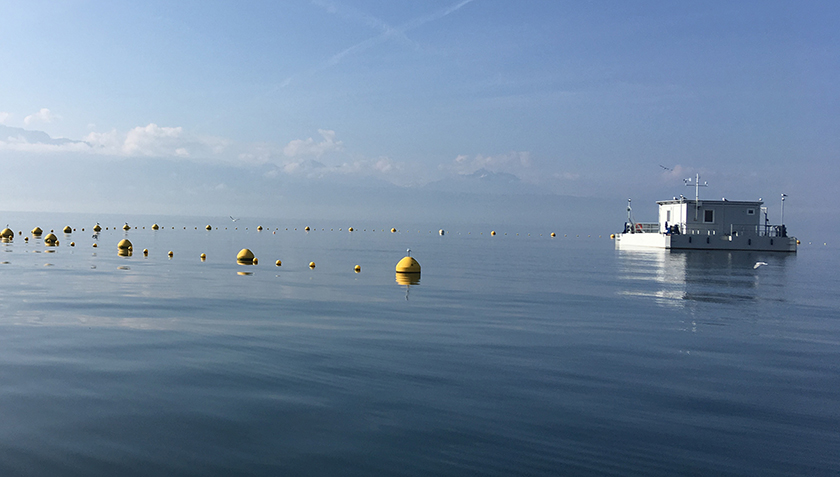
281, 0, 476, 87
444, 151, 532, 176
0, 112, 10, 124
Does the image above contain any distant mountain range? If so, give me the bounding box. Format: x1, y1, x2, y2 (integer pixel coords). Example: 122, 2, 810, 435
0, 125, 84, 146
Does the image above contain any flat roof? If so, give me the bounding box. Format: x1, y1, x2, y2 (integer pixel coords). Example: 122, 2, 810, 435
656, 199, 763, 206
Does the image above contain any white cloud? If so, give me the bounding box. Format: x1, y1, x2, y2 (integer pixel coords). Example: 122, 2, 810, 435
23, 108, 60, 125
0, 112, 10, 124
85, 123, 229, 158
283, 129, 343, 157
445, 151, 532, 175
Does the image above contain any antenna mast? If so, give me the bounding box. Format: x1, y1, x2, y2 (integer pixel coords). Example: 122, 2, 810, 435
684, 173, 707, 221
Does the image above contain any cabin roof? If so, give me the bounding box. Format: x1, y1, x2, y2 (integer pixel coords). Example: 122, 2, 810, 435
656, 199, 763, 206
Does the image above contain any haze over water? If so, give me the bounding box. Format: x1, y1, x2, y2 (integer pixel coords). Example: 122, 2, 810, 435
0, 214, 837, 476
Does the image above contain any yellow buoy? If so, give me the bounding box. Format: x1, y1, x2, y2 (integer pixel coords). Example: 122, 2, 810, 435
275, 260, 282, 266
117, 239, 132, 250
92, 243, 98, 248
206, 225, 212, 231
610, 234, 616, 239
309, 261, 316, 268
63, 226, 72, 234
123, 224, 130, 230
70, 242, 75, 247
796, 239, 800, 245
200, 253, 206, 260
491, 230, 496, 236
253, 257, 259, 265
143, 248, 148, 255
0, 228, 13, 238
439, 229, 445, 235
348, 227, 354, 232
237, 248, 255, 264
168, 251, 174, 257
391, 228, 396, 233
354, 265, 361, 273
257, 225, 263, 231
31, 227, 43, 236
551, 232, 556, 237
395, 256, 421, 274
305, 226, 310, 231
152, 224, 159, 230
24, 237, 29, 242
44, 233, 58, 245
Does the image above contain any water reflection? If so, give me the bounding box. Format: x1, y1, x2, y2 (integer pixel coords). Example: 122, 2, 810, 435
617, 249, 793, 306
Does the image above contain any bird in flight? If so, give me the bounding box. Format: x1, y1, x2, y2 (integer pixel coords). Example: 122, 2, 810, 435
753, 261, 768, 269
659, 165, 673, 171
230, 216, 240, 222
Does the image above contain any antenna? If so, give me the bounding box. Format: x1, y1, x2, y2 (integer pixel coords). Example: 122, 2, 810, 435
781, 193, 787, 225
684, 173, 707, 221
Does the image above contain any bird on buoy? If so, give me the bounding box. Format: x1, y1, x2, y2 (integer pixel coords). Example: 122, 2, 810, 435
395, 249, 421, 274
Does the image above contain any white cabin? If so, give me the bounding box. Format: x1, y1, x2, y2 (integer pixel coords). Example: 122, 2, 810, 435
617, 197, 796, 252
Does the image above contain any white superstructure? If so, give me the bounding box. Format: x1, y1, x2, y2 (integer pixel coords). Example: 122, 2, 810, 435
616, 175, 796, 252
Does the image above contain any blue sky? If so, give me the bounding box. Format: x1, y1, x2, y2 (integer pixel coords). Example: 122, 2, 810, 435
1, 1, 838, 236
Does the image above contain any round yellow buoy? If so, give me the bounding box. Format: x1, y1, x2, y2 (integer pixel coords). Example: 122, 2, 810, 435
24, 237, 29, 242
117, 239, 132, 250
31, 227, 43, 236
237, 248, 255, 264
257, 225, 263, 231
348, 227, 354, 232
70, 242, 75, 247
439, 229, 445, 236
551, 232, 556, 237
253, 257, 259, 265
796, 239, 800, 245
610, 234, 616, 239
304, 226, 310, 231
491, 231, 496, 236
391, 228, 396, 233
275, 260, 282, 266
354, 265, 361, 273
395, 256, 421, 274
92, 243, 98, 248
0, 228, 13, 238
152, 224, 159, 230
205, 225, 212, 231
44, 233, 58, 245
63, 226, 72, 234
200, 253, 206, 260
309, 261, 316, 268
168, 251, 173, 257
123, 224, 130, 231
143, 248, 148, 255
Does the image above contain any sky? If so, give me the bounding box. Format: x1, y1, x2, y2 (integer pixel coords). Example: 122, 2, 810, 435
1, 1, 838, 237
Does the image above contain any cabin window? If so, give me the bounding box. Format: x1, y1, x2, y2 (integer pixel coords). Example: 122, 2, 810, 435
703, 209, 714, 223
666, 211, 671, 222
706, 237, 710, 244
770, 239, 774, 245
748, 239, 752, 246
688, 237, 692, 243
747, 208, 755, 215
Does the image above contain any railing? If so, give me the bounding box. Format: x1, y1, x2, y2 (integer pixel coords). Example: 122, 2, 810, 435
674, 223, 789, 237
623, 222, 660, 234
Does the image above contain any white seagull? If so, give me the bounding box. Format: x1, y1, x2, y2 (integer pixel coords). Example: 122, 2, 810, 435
753, 261, 768, 269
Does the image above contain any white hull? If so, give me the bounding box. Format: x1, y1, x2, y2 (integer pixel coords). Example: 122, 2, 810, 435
616, 232, 797, 252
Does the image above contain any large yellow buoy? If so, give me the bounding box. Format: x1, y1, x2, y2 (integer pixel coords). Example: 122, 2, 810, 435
70, 242, 75, 247
123, 224, 130, 231
395, 256, 421, 274
205, 225, 212, 231
200, 253, 206, 260
143, 248, 149, 255
491, 230, 496, 236
275, 260, 282, 267
152, 224, 159, 230
63, 226, 72, 234
92, 243, 97, 248
168, 251, 174, 257
551, 232, 556, 237
237, 248, 255, 264
354, 265, 361, 273
31, 227, 43, 236
309, 261, 316, 268
93, 224, 101, 232
0, 228, 13, 238
117, 239, 133, 250
439, 229, 445, 236
304, 226, 310, 231
44, 233, 58, 245
348, 227, 354, 232
257, 225, 263, 231
391, 228, 396, 233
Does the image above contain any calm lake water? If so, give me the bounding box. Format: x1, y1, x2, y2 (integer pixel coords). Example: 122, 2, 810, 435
0, 216, 838, 476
